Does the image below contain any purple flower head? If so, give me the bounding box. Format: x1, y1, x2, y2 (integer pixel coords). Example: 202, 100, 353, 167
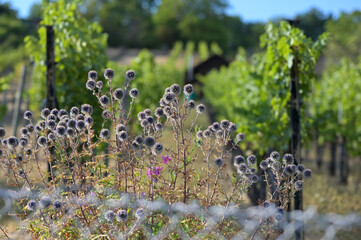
162, 156, 171, 164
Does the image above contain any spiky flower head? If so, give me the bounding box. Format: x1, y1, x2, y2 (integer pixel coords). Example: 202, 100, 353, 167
88, 70, 98, 80
155, 107, 164, 118
86, 79, 96, 90
116, 210, 128, 222
118, 131, 128, 141
260, 160, 269, 170
81, 104, 93, 115
196, 130, 203, 139
126, 70, 135, 80
164, 92, 175, 104
76, 121, 86, 131
262, 201, 270, 208
104, 68, 114, 80
303, 169, 312, 179
7, 136, 19, 148
220, 120, 230, 130
282, 154, 294, 165
188, 100, 196, 109
236, 132, 245, 142
247, 155, 257, 166
66, 128, 75, 137
203, 130, 211, 138
234, 155, 246, 165
152, 143, 163, 155
105, 210, 115, 221
57, 109, 68, 119
26, 124, 34, 133
113, 88, 124, 100
228, 123, 237, 132
296, 164, 305, 173
155, 122, 163, 131
96, 81, 103, 89
141, 119, 149, 128
24, 110, 32, 121
19, 137, 28, 148
27, 200, 37, 211
0, 127, 5, 138
196, 104, 206, 114
184, 84, 193, 95
37, 136, 47, 147
270, 151, 280, 161
134, 136, 144, 145
100, 129, 110, 139
144, 109, 152, 116
249, 174, 259, 183
135, 208, 145, 219
67, 119, 76, 129
214, 158, 224, 167
20, 127, 28, 136
99, 95, 110, 106
144, 137, 155, 147
170, 84, 181, 95
102, 110, 111, 119
53, 200, 62, 210
237, 164, 247, 174
40, 196, 51, 209
56, 126, 66, 136
70, 107, 79, 117
129, 88, 139, 98
41, 108, 51, 119
294, 180, 303, 191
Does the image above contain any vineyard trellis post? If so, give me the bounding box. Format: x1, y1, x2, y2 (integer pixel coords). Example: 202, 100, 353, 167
290, 44, 303, 240
46, 25, 58, 182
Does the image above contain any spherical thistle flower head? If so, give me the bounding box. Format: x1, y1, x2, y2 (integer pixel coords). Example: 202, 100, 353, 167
220, 120, 230, 130
53, 200, 62, 210
70, 107, 79, 117
0, 127, 5, 138
81, 104, 93, 115
46, 120, 56, 130
19, 137, 28, 148
48, 133, 56, 141
88, 70, 98, 80
99, 95, 110, 106
303, 169, 312, 179
169, 84, 181, 95
137, 112, 146, 121
214, 158, 224, 167
16, 155, 23, 162
35, 125, 42, 132
163, 106, 172, 117
203, 129, 212, 138
134, 136, 144, 145
196, 130, 203, 139
184, 84, 193, 96
2, 139, 7, 145
274, 213, 283, 222
163, 92, 175, 104
159, 98, 166, 107
211, 122, 220, 132
67, 119, 76, 129
57, 109, 68, 119
188, 100, 196, 109
236, 132, 245, 142
155, 107, 164, 118
270, 151, 280, 161
152, 143, 164, 155
296, 164, 305, 173
249, 174, 259, 183
155, 122, 163, 131
196, 104, 206, 114
126, 70, 135, 80
23, 110, 32, 121
7, 136, 19, 148
100, 129, 110, 139
27, 200, 37, 211
215, 130, 223, 138
141, 119, 149, 128
37, 136, 47, 147
116, 124, 127, 133
260, 160, 269, 170
266, 157, 274, 165
228, 123, 237, 133
18, 169, 25, 178
144, 108, 152, 116
129, 88, 139, 98
102, 110, 111, 119
131, 141, 141, 150
118, 131, 128, 142
85, 116, 93, 126
57, 121, 67, 129
96, 81, 103, 89
50, 108, 59, 117
262, 201, 270, 208
104, 68, 114, 80
86, 79, 96, 90
146, 116, 154, 124
283, 153, 294, 165
247, 155, 257, 166
135, 208, 145, 219
165, 87, 171, 93
76, 120, 86, 131
294, 180, 303, 191
248, 167, 256, 174
41, 108, 51, 119
25, 148, 32, 156
116, 210, 128, 222
237, 163, 247, 174
283, 165, 294, 176
20, 127, 28, 136
272, 161, 281, 171
105, 210, 115, 222
26, 124, 34, 133
113, 88, 124, 100
144, 137, 155, 147
234, 155, 246, 166
66, 128, 75, 137
56, 126, 66, 136
40, 196, 51, 209
47, 114, 56, 122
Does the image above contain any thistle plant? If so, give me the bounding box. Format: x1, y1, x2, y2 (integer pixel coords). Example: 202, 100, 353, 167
0, 69, 312, 239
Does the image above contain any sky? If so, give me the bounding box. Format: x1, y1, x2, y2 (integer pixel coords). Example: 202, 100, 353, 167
6, 0, 361, 22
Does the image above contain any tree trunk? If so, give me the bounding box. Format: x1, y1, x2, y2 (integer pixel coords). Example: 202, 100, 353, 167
329, 139, 337, 176
338, 136, 348, 185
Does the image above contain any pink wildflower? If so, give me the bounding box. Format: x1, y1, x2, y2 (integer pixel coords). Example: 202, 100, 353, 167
162, 156, 171, 164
